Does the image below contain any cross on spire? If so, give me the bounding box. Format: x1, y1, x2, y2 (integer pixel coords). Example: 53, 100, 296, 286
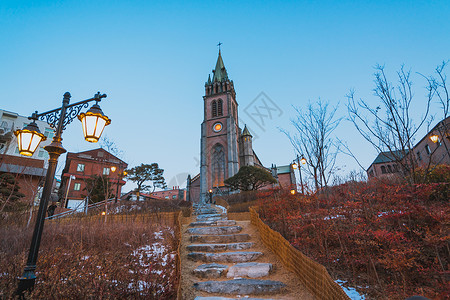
217, 42, 222, 51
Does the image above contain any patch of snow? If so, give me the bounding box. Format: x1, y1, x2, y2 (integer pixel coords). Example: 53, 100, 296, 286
81, 255, 90, 260
336, 279, 366, 300
215, 205, 227, 214
154, 230, 163, 239
324, 215, 345, 220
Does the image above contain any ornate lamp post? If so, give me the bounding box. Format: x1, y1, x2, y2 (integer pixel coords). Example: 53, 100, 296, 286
292, 155, 307, 194
15, 92, 111, 296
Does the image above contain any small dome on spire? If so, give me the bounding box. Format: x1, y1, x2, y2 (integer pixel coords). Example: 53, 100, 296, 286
242, 125, 252, 137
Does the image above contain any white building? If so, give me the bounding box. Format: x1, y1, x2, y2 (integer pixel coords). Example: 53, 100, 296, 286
0, 109, 54, 168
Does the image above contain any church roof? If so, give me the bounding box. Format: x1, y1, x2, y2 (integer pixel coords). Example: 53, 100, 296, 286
242, 125, 252, 137
212, 50, 229, 82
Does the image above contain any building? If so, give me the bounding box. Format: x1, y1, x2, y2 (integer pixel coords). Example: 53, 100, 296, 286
367, 151, 403, 178
414, 116, 449, 167
60, 148, 127, 209
188, 50, 295, 202
367, 116, 450, 178
151, 186, 186, 201
0, 109, 54, 168
0, 109, 55, 205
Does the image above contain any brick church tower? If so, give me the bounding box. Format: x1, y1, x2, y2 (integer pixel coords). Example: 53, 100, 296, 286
186, 50, 295, 203
200, 50, 241, 202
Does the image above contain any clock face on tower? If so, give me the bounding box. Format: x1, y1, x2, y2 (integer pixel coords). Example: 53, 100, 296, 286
213, 122, 223, 132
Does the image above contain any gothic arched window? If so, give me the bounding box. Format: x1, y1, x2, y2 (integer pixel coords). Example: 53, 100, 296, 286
211, 143, 226, 187
218, 99, 223, 116
232, 103, 236, 120
212, 100, 217, 117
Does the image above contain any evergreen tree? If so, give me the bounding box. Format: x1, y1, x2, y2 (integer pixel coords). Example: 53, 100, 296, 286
224, 166, 277, 191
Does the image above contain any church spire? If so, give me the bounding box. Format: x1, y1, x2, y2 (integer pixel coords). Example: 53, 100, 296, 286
242, 125, 252, 137
212, 50, 228, 82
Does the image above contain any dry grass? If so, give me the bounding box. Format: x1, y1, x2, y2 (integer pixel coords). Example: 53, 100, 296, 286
0, 212, 180, 299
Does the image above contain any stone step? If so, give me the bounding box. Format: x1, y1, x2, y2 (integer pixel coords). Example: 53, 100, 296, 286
193, 209, 218, 215
188, 251, 263, 263
196, 213, 222, 219
193, 263, 228, 279
191, 234, 251, 243
194, 297, 274, 300
193, 278, 285, 294
189, 220, 236, 227
197, 216, 227, 222
187, 242, 254, 252
227, 262, 273, 278
187, 226, 242, 235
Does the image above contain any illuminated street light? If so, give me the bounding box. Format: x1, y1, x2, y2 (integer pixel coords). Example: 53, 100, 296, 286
78, 102, 111, 143
293, 155, 307, 194
430, 134, 439, 144
300, 156, 307, 165
14, 121, 47, 156
16, 92, 110, 296
111, 165, 127, 203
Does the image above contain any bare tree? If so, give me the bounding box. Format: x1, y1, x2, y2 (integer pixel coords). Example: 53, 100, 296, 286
100, 135, 124, 158
347, 65, 433, 183
283, 99, 341, 191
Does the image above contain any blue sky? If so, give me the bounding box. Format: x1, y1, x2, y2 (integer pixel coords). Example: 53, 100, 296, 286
1, 0, 449, 190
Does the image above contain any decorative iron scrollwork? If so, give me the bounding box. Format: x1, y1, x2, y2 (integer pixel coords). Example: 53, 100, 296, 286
39, 110, 61, 129
62, 102, 89, 129
38, 102, 89, 130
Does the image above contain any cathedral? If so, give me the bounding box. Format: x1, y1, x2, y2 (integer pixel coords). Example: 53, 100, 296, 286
187, 50, 295, 203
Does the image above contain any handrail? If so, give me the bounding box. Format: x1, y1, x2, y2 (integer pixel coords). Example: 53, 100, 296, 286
46, 198, 115, 220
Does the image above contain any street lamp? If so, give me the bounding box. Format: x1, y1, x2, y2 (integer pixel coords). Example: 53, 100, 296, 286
15, 92, 110, 296
111, 165, 127, 203
208, 189, 213, 204
292, 155, 306, 194
14, 121, 47, 156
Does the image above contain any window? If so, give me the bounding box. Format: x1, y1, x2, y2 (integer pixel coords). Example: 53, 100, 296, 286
103, 167, 110, 175
381, 166, 387, 174
416, 151, 422, 161
165, 196, 169, 199
77, 164, 85, 172
212, 143, 226, 186
387, 165, 393, 173
15, 147, 20, 154
425, 144, 431, 155
74, 183, 81, 191
172, 195, 177, 199
212, 100, 217, 117
38, 150, 45, 158
218, 99, 223, 116
44, 128, 54, 139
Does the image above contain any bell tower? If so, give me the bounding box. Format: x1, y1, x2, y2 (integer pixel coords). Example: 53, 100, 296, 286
200, 50, 240, 202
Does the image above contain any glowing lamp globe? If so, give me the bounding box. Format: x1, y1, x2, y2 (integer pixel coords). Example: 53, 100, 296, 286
300, 157, 307, 165
430, 134, 439, 143
110, 166, 117, 172
14, 121, 47, 156
292, 163, 298, 169
290, 189, 296, 195
78, 103, 111, 143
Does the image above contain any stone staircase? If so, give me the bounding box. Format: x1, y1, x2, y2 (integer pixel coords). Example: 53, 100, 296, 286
186, 203, 287, 300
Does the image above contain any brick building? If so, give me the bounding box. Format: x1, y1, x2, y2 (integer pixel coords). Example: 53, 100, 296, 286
151, 186, 186, 200
60, 148, 127, 208
367, 117, 450, 179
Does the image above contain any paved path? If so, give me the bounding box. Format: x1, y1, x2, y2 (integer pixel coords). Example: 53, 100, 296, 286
180, 204, 314, 300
